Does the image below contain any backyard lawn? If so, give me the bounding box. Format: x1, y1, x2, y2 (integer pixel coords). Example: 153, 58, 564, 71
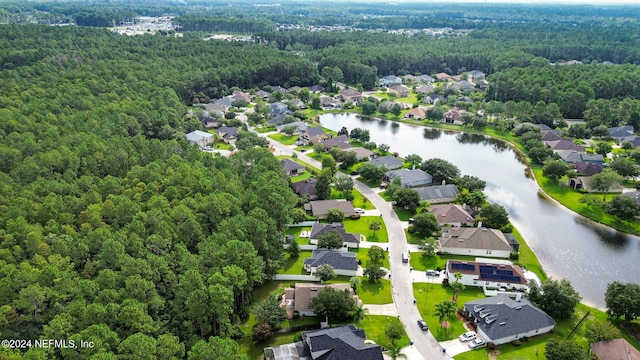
357, 278, 393, 304
281, 251, 313, 275
343, 216, 388, 242
285, 226, 312, 245
290, 171, 313, 182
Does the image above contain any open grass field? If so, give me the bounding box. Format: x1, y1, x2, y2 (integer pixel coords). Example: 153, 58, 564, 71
357, 279, 393, 304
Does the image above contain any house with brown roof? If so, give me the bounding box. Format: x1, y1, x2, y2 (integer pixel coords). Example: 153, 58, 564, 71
574, 162, 604, 176
454, 80, 475, 92
320, 96, 341, 110
387, 85, 410, 97
591, 338, 640, 360
404, 107, 427, 120
439, 227, 516, 258
319, 134, 351, 150
282, 283, 358, 318
337, 89, 362, 104
545, 139, 586, 152
415, 84, 435, 94
217, 126, 238, 144
444, 109, 464, 125
435, 72, 452, 82
346, 147, 375, 160
429, 204, 474, 226
445, 260, 529, 291
303, 199, 356, 219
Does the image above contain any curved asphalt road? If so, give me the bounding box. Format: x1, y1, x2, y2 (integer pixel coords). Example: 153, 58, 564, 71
255, 129, 451, 359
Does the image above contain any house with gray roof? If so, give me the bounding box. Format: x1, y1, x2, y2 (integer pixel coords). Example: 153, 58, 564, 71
255, 90, 271, 99
304, 199, 356, 219
424, 93, 446, 105
608, 125, 634, 139
404, 74, 435, 84
320, 134, 351, 150
545, 139, 585, 152
619, 135, 640, 148
277, 121, 308, 134
379, 75, 403, 87
439, 227, 515, 259
385, 169, 432, 188
454, 80, 476, 92
264, 324, 382, 360
309, 222, 361, 249
468, 70, 486, 82
557, 150, 604, 165
309, 85, 325, 93
267, 113, 288, 125
186, 130, 214, 147
462, 294, 555, 345
270, 102, 290, 115
415, 84, 435, 94
574, 162, 604, 176
292, 178, 318, 200
217, 126, 238, 144
415, 184, 460, 203
320, 96, 342, 110
303, 249, 358, 276
281, 159, 305, 177
301, 126, 327, 145
365, 156, 403, 170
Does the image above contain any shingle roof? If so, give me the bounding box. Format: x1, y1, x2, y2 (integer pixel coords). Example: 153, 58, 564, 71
440, 227, 512, 251
310, 223, 360, 244
415, 185, 460, 202
303, 250, 358, 271
291, 283, 353, 313
186, 130, 213, 143
321, 134, 351, 150
303, 324, 383, 360
591, 338, 640, 360
292, 178, 318, 197
608, 126, 634, 138
385, 169, 432, 186
304, 200, 356, 218
464, 295, 555, 344
307, 126, 326, 137
365, 156, 403, 169
281, 159, 305, 172
545, 139, 585, 152
429, 204, 474, 225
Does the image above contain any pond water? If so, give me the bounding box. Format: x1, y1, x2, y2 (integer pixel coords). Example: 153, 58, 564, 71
319, 113, 640, 309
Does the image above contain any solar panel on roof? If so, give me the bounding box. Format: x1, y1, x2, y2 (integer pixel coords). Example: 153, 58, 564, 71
451, 263, 475, 271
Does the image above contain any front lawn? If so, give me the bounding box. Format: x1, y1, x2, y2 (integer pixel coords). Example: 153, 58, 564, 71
357, 315, 411, 348
409, 252, 476, 272
350, 247, 390, 269
342, 216, 388, 243
268, 133, 299, 145
357, 279, 393, 304
290, 171, 313, 182
329, 188, 375, 210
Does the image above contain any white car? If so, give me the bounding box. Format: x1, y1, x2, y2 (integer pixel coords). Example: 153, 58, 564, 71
459, 331, 477, 342
468, 338, 486, 349
354, 208, 365, 214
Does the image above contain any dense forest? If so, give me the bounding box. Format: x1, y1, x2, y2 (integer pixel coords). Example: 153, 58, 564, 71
2, 1, 640, 358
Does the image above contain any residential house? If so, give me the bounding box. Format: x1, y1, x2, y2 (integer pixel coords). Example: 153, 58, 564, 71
365, 156, 404, 170
574, 162, 604, 175
545, 139, 586, 152
217, 126, 238, 144
270, 102, 290, 115
200, 116, 219, 129
282, 283, 358, 319
439, 227, 515, 258
404, 107, 427, 120
540, 130, 564, 142
204, 102, 229, 116
556, 150, 604, 164
303, 249, 358, 276
385, 168, 433, 188
288, 86, 302, 93
337, 89, 362, 104
608, 125, 634, 140
618, 135, 640, 148
446, 260, 529, 291
267, 113, 288, 125
301, 126, 327, 145
320, 134, 351, 150
477, 79, 490, 90
292, 178, 318, 200
435, 72, 452, 82
428, 203, 474, 227
186, 130, 214, 147
304, 199, 356, 219
255, 90, 271, 100
424, 94, 446, 105
281, 159, 305, 177
309, 222, 361, 249
379, 75, 403, 87
264, 324, 383, 360
387, 85, 410, 97
415, 184, 460, 203
591, 338, 640, 360
622, 190, 640, 206
320, 96, 341, 110
212, 96, 234, 108
276, 121, 308, 134
468, 70, 486, 82
454, 80, 476, 92
346, 147, 374, 161
569, 176, 623, 192
415, 84, 435, 94
309, 85, 325, 93
444, 109, 464, 125
462, 294, 555, 346
271, 86, 288, 95
290, 99, 307, 109
231, 90, 251, 103
403, 74, 435, 84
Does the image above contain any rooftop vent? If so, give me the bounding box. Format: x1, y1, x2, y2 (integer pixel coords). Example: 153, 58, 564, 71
516, 306, 522, 310
473, 306, 484, 313
499, 322, 506, 326
310, 288, 317, 291
479, 310, 491, 318
485, 316, 497, 325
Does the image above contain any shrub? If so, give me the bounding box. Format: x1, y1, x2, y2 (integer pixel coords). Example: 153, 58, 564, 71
509, 252, 519, 260
292, 310, 300, 320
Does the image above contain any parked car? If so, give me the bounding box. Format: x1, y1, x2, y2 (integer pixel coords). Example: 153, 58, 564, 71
468, 338, 486, 349
459, 331, 477, 342
426, 269, 439, 276
350, 171, 359, 176
354, 208, 365, 214
300, 149, 307, 153
417, 320, 429, 331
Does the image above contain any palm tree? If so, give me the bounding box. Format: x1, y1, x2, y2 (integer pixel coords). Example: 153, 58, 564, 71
349, 276, 362, 294
369, 220, 382, 236
434, 300, 458, 329
450, 271, 465, 302
351, 304, 369, 323
384, 343, 407, 360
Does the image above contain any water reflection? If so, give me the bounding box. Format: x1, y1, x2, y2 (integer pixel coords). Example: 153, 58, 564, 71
423, 128, 442, 140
